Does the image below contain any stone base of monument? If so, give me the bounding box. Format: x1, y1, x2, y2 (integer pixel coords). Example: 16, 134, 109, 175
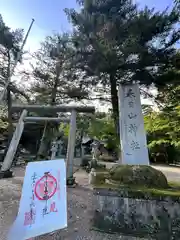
92, 187, 180, 239
91, 165, 180, 238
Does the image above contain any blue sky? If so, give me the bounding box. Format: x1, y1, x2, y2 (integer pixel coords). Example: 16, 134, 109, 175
0, 0, 173, 52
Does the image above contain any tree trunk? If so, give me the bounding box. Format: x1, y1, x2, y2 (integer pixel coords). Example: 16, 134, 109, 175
3, 53, 14, 160
7, 86, 13, 143
110, 74, 119, 137
37, 65, 60, 159
7, 52, 13, 144
51, 70, 59, 105
37, 122, 53, 160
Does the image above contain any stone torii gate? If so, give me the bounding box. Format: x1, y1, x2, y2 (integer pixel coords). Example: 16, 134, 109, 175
0, 104, 95, 185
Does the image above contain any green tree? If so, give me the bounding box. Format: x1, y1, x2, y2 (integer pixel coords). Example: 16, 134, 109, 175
29, 33, 89, 105
59, 111, 119, 155
29, 33, 90, 159
174, 0, 180, 9
65, 0, 180, 133
144, 82, 180, 164
0, 14, 29, 144
29, 34, 71, 159
144, 107, 180, 164
59, 113, 93, 141
89, 116, 118, 149
158, 86, 180, 111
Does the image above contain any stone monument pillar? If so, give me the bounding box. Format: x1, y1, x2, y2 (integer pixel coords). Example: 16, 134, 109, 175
118, 83, 149, 165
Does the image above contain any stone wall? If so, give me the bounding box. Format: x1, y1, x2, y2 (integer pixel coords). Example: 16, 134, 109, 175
92, 188, 180, 239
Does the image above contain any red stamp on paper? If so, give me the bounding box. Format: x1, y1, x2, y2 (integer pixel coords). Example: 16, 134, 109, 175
50, 202, 58, 212
24, 209, 36, 226
34, 172, 57, 200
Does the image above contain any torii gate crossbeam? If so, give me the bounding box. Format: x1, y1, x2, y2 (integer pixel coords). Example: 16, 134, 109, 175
0, 104, 95, 185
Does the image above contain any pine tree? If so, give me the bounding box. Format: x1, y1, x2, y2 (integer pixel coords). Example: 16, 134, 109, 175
65, 0, 180, 133
0, 14, 29, 145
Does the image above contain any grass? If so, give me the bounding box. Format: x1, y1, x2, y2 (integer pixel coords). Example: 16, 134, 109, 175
93, 181, 180, 198
168, 181, 180, 189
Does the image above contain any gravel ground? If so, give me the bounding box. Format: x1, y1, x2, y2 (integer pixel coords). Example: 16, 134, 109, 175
0, 167, 148, 240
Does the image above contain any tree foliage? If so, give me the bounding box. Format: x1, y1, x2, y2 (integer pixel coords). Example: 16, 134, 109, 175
174, 0, 180, 9
65, 0, 180, 132
29, 33, 89, 105
59, 111, 119, 154
144, 107, 180, 164
27, 33, 93, 158
0, 14, 29, 101
144, 82, 180, 164
0, 13, 30, 150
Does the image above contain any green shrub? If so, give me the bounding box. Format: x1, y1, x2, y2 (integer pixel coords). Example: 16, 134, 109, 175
148, 142, 180, 165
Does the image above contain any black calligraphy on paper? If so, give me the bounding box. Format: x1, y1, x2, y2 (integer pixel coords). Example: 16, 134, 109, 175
128, 112, 137, 119
24, 172, 37, 226
130, 140, 140, 150
43, 204, 49, 216
30, 201, 35, 208
43, 172, 50, 200
31, 172, 37, 203
42, 172, 50, 217
42, 201, 58, 217
32, 172, 37, 184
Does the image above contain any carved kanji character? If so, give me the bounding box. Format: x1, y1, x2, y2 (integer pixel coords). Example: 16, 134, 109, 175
125, 88, 135, 98
130, 140, 140, 150
128, 113, 137, 119
128, 101, 134, 108
128, 124, 138, 136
